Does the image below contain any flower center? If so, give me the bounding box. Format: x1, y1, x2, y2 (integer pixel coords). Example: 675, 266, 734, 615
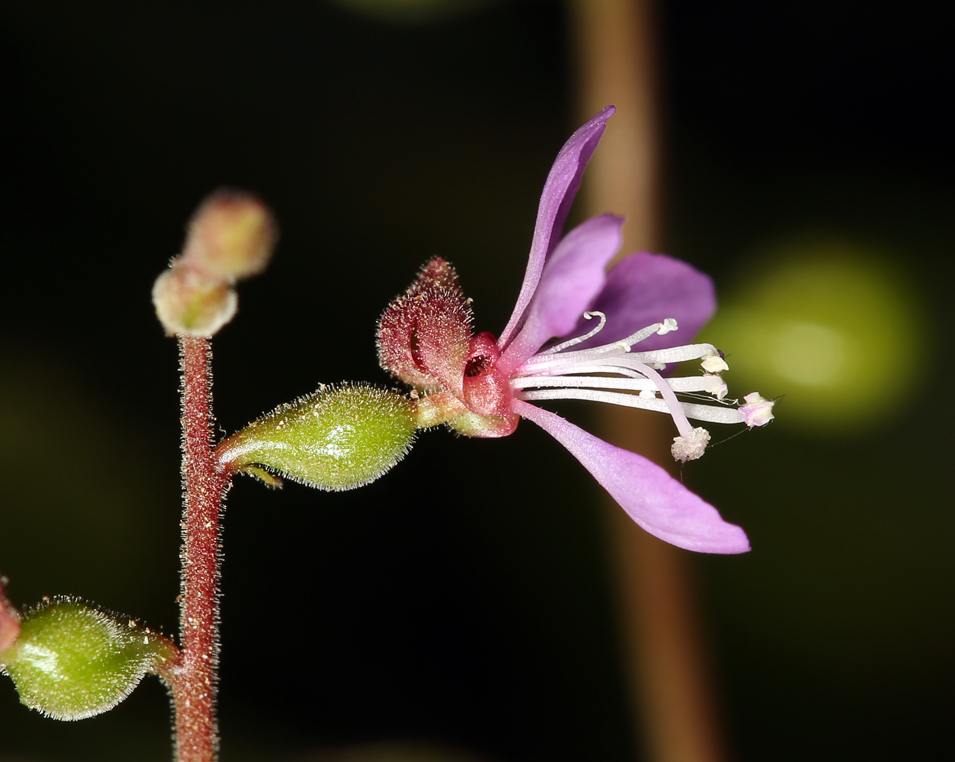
464, 354, 492, 377
461, 331, 514, 417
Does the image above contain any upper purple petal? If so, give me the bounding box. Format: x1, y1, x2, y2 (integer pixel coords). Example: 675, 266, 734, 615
570, 252, 716, 352
513, 399, 751, 554
498, 106, 616, 348
499, 214, 623, 374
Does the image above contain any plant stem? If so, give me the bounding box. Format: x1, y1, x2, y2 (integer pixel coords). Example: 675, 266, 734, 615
174, 335, 232, 762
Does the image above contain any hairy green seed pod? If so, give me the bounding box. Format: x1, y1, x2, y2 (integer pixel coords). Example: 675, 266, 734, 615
218, 383, 416, 491
0, 597, 176, 721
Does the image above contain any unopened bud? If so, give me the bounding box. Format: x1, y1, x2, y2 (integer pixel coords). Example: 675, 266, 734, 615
0, 598, 177, 721
184, 191, 276, 281
152, 263, 237, 337
217, 383, 417, 491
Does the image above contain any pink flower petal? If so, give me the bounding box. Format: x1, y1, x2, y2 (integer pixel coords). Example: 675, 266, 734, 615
498, 106, 615, 347
499, 214, 623, 374
570, 252, 717, 352
513, 400, 751, 554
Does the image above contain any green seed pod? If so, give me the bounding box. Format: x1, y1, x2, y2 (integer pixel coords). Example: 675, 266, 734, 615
0, 597, 176, 721
218, 383, 416, 491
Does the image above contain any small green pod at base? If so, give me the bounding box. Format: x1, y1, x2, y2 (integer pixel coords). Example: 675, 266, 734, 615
218, 383, 417, 491
0, 598, 177, 721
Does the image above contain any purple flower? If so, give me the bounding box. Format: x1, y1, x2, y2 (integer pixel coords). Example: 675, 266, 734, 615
377, 106, 773, 554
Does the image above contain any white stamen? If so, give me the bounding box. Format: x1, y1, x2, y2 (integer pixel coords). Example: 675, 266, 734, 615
510, 314, 772, 462
516, 388, 746, 425
512, 372, 726, 395
630, 342, 723, 365
520, 321, 671, 371
541, 311, 607, 355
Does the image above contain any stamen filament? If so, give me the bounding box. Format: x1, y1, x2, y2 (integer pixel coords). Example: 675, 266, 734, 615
507, 313, 769, 461
629, 343, 721, 364
516, 388, 746, 425
519, 321, 667, 370
539, 311, 607, 354
511, 373, 725, 395
623, 359, 695, 437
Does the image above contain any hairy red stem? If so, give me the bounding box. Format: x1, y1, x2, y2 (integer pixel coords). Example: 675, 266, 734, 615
173, 335, 232, 762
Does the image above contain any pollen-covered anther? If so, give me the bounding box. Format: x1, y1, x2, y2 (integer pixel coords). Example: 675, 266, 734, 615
702, 375, 729, 400
701, 352, 729, 373
671, 426, 711, 462
740, 392, 775, 427
657, 318, 679, 335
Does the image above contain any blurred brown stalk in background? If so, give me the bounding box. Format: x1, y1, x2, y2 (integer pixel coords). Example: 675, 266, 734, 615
569, 1, 730, 761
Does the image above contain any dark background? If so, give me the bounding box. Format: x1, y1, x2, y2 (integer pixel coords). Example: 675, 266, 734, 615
2, 1, 953, 760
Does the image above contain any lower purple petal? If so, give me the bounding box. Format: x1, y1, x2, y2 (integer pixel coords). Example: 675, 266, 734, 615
570, 252, 716, 352
513, 400, 750, 554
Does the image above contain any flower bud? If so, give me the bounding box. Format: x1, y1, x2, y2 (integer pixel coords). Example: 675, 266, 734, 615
184, 190, 276, 281
152, 263, 237, 337
217, 383, 417, 491
0, 597, 177, 721
377, 257, 473, 393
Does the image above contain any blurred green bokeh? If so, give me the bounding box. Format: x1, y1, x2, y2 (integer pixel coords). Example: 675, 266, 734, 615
704, 238, 928, 434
